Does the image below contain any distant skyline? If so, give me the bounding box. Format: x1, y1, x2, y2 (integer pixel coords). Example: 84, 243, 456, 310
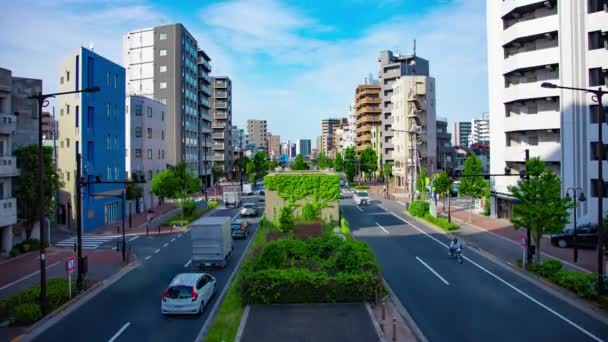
0, 0, 487, 141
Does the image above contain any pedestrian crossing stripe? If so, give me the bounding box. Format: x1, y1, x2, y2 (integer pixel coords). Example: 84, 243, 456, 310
56, 235, 120, 249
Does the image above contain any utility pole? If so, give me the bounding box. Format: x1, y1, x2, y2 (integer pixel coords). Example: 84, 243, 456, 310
525, 149, 532, 263
76, 153, 84, 292
35, 93, 47, 315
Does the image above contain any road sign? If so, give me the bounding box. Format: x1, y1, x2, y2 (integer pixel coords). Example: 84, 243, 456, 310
520, 235, 526, 248
66, 256, 76, 273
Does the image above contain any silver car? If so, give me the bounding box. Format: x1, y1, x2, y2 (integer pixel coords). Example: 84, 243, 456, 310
161, 273, 216, 315
240, 203, 258, 217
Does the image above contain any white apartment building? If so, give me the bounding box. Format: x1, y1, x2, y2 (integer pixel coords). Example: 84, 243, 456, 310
487, 0, 608, 222
126, 96, 166, 212
468, 118, 490, 146
391, 76, 436, 193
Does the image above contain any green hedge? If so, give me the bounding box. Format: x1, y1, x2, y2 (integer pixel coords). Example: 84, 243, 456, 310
163, 200, 219, 226
264, 173, 340, 202
10, 239, 47, 257
408, 200, 429, 217
423, 213, 459, 231
527, 259, 597, 300
353, 184, 369, 190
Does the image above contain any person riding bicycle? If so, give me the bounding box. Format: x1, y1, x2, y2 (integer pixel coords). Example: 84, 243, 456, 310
449, 237, 462, 256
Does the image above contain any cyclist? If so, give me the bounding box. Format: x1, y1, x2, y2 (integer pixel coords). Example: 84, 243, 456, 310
449, 237, 462, 256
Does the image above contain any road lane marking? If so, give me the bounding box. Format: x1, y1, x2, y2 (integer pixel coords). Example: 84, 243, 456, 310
356, 205, 364, 213
145, 256, 151, 261
154, 249, 160, 254
232, 212, 240, 221
162, 243, 168, 248
177, 234, 182, 238
128, 236, 139, 242
170, 238, 176, 242
108, 322, 131, 342
380, 206, 603, 342
416, 256, 449, 285
0, 261, 62, 291
184, 259, 192, 268
375, 222, 389, 234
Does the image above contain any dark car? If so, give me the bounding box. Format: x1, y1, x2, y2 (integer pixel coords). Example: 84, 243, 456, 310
231, 220, 250, 239
550, 225, 598, 249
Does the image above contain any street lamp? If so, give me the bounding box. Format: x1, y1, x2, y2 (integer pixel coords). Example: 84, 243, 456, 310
27, 86, 99, 315
542, 82, 607, 292
565, 187, 586, 263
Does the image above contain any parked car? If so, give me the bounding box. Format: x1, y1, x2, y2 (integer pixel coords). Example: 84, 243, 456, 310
353, 191, 370, 205
231, 219, 250, 239
240, 202, 258, 217
161, 273, 216, 315
550, 225, 598, 249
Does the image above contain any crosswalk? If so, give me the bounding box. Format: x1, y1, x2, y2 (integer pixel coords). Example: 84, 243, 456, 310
56, 235, 120, 250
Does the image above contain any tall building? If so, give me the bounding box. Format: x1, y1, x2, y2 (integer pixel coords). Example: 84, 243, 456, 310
197, 49, 213, 187
453, 121, 472, 147
211, 76, 233, 173
124, 23, 204, 175
390, 75, 436, 192
436, 118, 453, 171
321, 118, 341, 156
487, 0, 608, 220
0, 68, 39, 252
267, 133, 281, 160
468, 118, 490, 147
247, 119, 268, 152
296, 139, 311, 157
57, 47, 126, 232
378, 51, 430, 166
231, 125, 245, 160
41, 112, 55, 140
355, 84, 381, 152
125, 96, 166, 211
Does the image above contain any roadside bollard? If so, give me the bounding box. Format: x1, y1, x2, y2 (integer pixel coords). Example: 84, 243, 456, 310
382, 300, 385, 321
392, 318, 396, 341
146, 223, 149, 236
116, 240, 120, 252
116, 225, 120, 233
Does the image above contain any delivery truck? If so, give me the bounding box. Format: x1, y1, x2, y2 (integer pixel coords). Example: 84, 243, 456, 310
190, 216, 233, 269
242, 183, 253, 195
223, 185, 241, 207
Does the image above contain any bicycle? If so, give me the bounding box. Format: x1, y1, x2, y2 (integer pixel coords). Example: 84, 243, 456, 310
449, 248, 463, 264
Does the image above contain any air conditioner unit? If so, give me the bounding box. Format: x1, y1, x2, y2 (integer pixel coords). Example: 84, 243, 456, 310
543, 1, 553, 9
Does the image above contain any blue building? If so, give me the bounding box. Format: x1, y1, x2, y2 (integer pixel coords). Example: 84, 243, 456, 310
57, 47, 126, 232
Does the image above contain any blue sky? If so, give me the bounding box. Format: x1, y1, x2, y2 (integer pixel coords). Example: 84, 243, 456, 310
0, 0, 488, 143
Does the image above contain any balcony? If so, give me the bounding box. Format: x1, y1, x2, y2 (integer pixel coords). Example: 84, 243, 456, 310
503, 13, 558, 46
212, 132, 225, 139
504, 80, 559, 103
200, 85, 211, 97
212, 123, 226, 129
504, 111, 560, 132
214, 81, 227, 88
214, 111, 227, 119
503, 46, 559, 74
0, 156, 18, 177
198, 71, 210, 82
212, 143, 225, 150
198, 58, 211, 71
0, 198, 17, 226
505, 143, 560, 162
214, 91, 228, 98
357, 97, 381, 108
0, 113, 17, 134
215, 101, 227, 109
356, 88, 380, 99
212, 154, 225, 161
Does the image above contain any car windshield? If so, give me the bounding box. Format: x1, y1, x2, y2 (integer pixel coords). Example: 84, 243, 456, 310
166, 285, 192, 299
231, 223, 242, 230
243, 203, 253, 208
357, 192, 369, 197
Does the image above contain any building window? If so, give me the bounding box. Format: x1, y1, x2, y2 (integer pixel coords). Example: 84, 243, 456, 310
66, 104, 70, 114
590, 105, 608, 123
106, 72, 110, 87
147, 107, 152, 117
162, 130, 165, 140
147, 128, 152, 138
160, 33, 167, 40
161, 111, 165, 120
158, 149, 161, 159
135, 127, 142, 138
590, 68, 606, 87
160, 99, 167, 105
135, 149, 142, 158
115, 136, 118, 150
114, 74, 118, 89
160, 49, 167, 56
135, 104, 142, 116
87, 141, 94, 161
160, 82, 167, 89
107, 166, 112, 181
162, 150, 165, 159
66, 138, 70, 148
66, 172, 70, 181
588, 0, 608, 13
107, 103, 111, 118
160, 65, 167, 73
147, 149, 152, 159
115, 166, 118, 181
148, 170, 153, 180
107, 134, 111, 150
75, 106, 79, 128
590, 179, 608, 198
590, 142, 608, 160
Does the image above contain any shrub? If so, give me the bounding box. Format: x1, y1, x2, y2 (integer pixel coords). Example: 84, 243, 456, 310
13, 303, 42, 325
278, 206, 296, 233
0, 300, 8, 321
340, 218, 352, 240
301, 202, 320, 221
553, 271, 596, 299
527, 259, 563, 279
408, 200, 429, 217
9, 239, 44, 257
422, 213, 458, 231
181, 199, 197, 217
353, 184, 369, 190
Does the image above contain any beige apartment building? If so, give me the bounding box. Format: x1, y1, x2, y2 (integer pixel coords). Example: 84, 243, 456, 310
354, 84, 381, 153
267, 132, 281, 160
247, 119, 268, 153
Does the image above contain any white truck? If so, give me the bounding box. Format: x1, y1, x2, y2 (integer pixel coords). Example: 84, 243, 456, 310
190, 216, 233, 269
223, 185, 242, 208
242, 183, 253, 195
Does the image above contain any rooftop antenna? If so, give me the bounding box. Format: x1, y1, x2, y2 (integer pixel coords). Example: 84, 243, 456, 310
413, 39, 416, 58
89, 41, 95, 51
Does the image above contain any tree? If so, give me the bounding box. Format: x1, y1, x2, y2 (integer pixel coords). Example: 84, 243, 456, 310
344, 146, 356, 183
433, 171, 452, 211
334, 152, 344, 172
125, 180, 144, 201
317, 151, 331, 170
382, 163, 393, 182
268, 159, 278, 171
291, 154, 308, 170
212, 165, 224, 183
14, 145, 61, 240
173, 161, 200, 197
459, 154, 486, 218
150, 169, 178, 203
416, 167, 429, 199
359, 146, 378, 179
509, 157, 573, 263
247, 151, 270, 182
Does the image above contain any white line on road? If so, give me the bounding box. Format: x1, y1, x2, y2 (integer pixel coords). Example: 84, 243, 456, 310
170, 238, 176, 242
184, 259, 192, 268
0, 261, 61, 291
375, 222, 389, 234
108, 322, 131, 342
128, 236, 139, 242
416, 256, 449, 285
162, 243, 168, 248
232, 212, 240, 221
381, 207, 603, 342
177, 234, 182, 238
356, 205, 364, 213
154, 249, 160, 254
145, 256, 151, 261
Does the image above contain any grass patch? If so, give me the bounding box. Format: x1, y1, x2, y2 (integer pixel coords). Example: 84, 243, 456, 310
340, 217, 352, 240
353, 183, 369, 190
162, 200, 219, 227
422, 213, 459, 231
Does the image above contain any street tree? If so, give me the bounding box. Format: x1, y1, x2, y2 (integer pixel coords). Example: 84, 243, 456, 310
334, 152, 344, 172
150, 169, 178, 203
14, 145, 61, 240
317, 151, 331, 170
247, 151, 270, 182
344, 146, 357, 183
433, 171, 452, 211
359, 146, 378, 180
268, 159, 278, 171
509, 157, 573, 263
416, 167, 429, 199
291, 154, 308, 170
459, 154, 486, 218
382, 163, 393, 183
212, 165, 224, 183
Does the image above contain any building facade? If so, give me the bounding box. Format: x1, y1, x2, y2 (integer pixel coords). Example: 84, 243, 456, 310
57, 47, 126, 232
487, 0, 608, 221
436, 118, 453, 171
247, 119, 268, 153
197, 49, 213, 187
126, 96, 166, 212
390, 76, 437, 192
469, 118, 490, 147
296, 139, 311, 158
453, 121, 472, 147
378, 51, 430, 166
210, 76, 233, 173
355, 84, 381, 153
267, 133, 281, 160
321, 118, 341, 157
124, 23, 205, 175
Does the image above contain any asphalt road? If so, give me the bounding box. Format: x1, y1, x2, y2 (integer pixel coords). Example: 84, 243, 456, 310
341, 199, 608, 342
32, 197, 262, 342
